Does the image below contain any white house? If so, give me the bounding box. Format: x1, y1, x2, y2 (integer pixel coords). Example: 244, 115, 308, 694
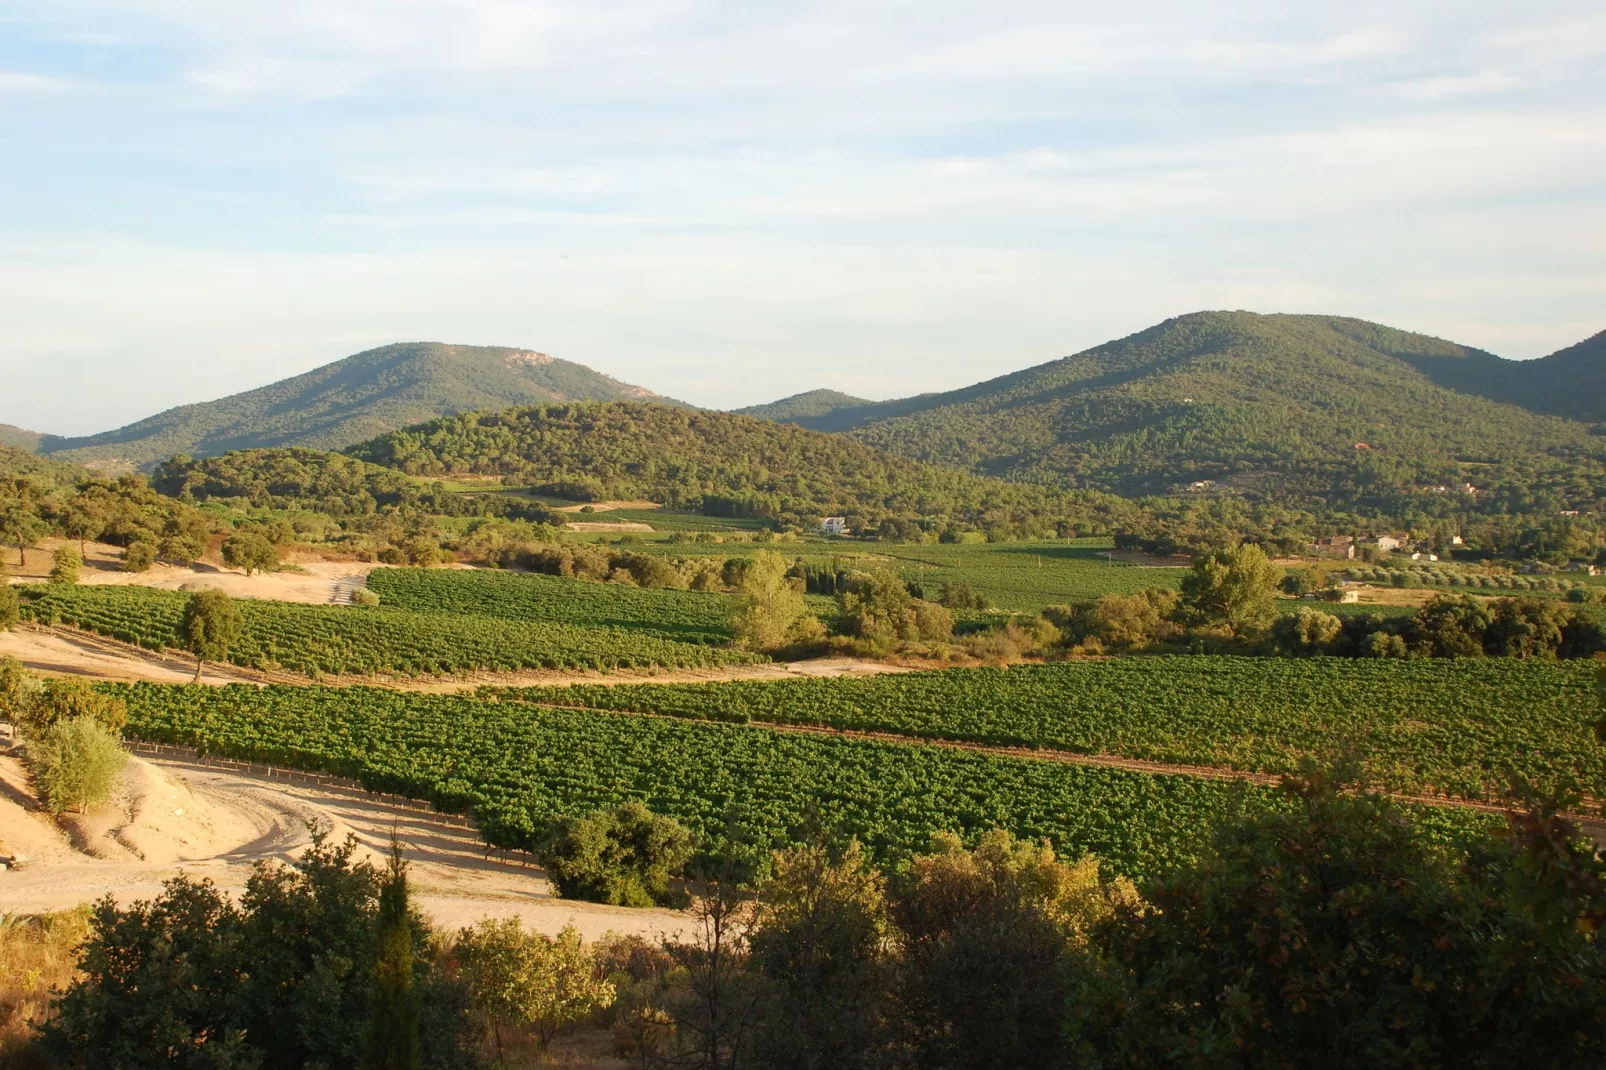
820, 517, 848, 536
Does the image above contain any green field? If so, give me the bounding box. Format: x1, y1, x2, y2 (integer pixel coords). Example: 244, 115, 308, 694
501, 657, 1603, 802
20, 584, 757, 677
111, 682, 1497, 881
366, 567, 739, 643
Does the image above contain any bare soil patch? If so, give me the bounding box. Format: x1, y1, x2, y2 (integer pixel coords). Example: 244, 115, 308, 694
0, 749, 687, 940
564, 521, 655, 533
552, 500, 660, 514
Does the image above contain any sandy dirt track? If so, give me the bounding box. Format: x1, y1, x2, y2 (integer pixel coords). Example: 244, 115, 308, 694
0, 749, 689, 940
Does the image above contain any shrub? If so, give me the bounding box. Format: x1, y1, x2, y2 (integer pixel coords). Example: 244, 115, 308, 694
49, 547, 81, 585
121, 542, 156, 573
27, 716, 127, 814
350, 587, 381, 606
0, 584, 17, 631
538, 803, 694, 908
221, 532, 279, 576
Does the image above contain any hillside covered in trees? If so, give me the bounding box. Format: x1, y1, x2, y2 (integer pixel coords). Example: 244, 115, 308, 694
38, 342, 670, 471
775, 312, 1606, 514
733, 388, 875, 423
346, 402, 1146, 537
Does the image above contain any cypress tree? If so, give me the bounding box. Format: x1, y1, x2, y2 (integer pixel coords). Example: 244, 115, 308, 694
367, 836, 421, 1070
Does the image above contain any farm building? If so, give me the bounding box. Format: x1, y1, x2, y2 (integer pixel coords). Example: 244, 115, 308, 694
820, 516, 849, 536
1311, 536, 1356, 559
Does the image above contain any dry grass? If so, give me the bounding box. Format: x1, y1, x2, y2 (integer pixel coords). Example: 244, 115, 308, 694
0, 907, 90, 1064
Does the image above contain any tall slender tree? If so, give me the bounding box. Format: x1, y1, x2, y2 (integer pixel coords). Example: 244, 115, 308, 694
367, 835, 421, 1070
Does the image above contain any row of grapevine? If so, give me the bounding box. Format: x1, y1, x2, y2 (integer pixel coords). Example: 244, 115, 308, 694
21, 584, 759, 677
492, 656, 1605, 802
110, 682, 1498, 881
365, 567, 738, 643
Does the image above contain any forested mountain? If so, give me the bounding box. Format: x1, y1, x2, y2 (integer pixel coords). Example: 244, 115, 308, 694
734, 388, 875, 422
793, 312, 1606, 513
38, 342, 669, 472
0, 424, 43, 451
346, 401, 1144, 537
0, 444, 89, 490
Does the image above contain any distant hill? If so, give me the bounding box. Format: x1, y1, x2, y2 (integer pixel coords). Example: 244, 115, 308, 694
734, 389, 875, 423
40, 342, 670, 471
0, 425, 43, 451
0, 445, 90, 490
796, 312, 1606, 511
346, 401, 1143, 536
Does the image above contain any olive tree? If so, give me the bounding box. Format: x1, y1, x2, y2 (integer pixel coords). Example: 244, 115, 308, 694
181, 589, 242, 683
221, 532, 279, 576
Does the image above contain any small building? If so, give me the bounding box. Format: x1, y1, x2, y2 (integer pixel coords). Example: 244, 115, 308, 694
1312, 536, 1356, 560
1187, 480, 1215, 492
1359, 534, 1404, 554
1354, 442, 1371, 450
1409, 551, 1439, 562
820, 517, 848, 536
1322, 586, 1363, 604
1450, 535, 1464, 546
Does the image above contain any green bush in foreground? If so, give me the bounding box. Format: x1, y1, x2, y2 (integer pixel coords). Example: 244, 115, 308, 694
28, 716, 126, 814
538, 803, 695, 907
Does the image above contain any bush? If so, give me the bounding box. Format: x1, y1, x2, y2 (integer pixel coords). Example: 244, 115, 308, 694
221, 531, 279, 576
27, 716, 127, 814
0, 583, 17, 631
350, 587, 381, 606
538, 803, 694, 908
49, 547, 81, 585
121, 542, 156, 573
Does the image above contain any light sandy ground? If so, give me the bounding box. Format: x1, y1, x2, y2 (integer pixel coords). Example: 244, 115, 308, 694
552, 500, 659, 514
0, 748, 689, 940
0, 623, 909, 690
6, 538, 377, 605
564, 522, 655, 533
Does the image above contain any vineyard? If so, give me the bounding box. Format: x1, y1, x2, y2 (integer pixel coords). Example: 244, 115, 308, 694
108, 682, 1497, 881
19, 584, 758, 677
366, 567, 738, 643
494, 657, 1605, 802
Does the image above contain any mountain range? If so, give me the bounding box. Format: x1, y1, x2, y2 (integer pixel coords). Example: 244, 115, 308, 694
8, 314, 1603, 514
33, 342, 668, 471
747, 312, 1606, 508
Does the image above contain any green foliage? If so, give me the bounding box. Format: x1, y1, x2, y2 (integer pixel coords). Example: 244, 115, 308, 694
1179, 543, 1280, 634
121, 542, 155, 573
454, 919, 616, 1052
814, 311, 1606, 516
181, 589, 242, 680
732, 551, 805, 651
109, 682, 1496, 881
1065, 773, 1606, 1066
43, 341, 665, 470
27, 716, 127, 814
539, 802, 695, 907
220, 531, 278, 575
367, 566, 736, 644
346, 401, 1143, 536
1271, 607, 1344, 654
0, 582, 17, 631
734, 388, 874, 423
367, 842, 421, 1070
41, 832, 474, 1070
49, 546, 81, 585
512, 657, 1606, 802
22, 583, 756, 677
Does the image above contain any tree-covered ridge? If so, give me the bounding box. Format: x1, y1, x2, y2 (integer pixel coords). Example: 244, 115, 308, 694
802, 312, 1606, 512
0, 424, 44, 451
39, 341, 671, 471
346, 401, 1147, 534
733, 388, 876, 422
150, 447, 527, 518
0, 445, 90, 491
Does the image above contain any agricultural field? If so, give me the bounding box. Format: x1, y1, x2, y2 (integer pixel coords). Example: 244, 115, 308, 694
500, 657, 1605, 802
18, 584, 757, 677
110, 682, 1498, 881
366, 567, 738, 643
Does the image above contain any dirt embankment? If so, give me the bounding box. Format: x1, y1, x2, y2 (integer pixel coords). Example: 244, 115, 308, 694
0, 747, 687, 940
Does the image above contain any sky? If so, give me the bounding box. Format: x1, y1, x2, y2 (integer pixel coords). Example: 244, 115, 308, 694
1, 1, 1603, 436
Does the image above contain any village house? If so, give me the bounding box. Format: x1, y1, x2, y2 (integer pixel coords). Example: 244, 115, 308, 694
820, 516, 849, 536
1311, 536, 1356, 560
1358, 534, 1404, 554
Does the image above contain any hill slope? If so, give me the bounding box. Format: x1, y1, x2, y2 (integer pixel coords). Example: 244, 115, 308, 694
346, 401, 1143, 536
801, 312, 1606, 512
734, 388, 875, 423
40, 343, 668, 471
0, 425, 44, 451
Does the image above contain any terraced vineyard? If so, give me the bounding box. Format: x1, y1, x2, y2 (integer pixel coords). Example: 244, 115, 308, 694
20, 584, 757, 677
497, 657, 1604, 802
367, 567, 737, 643
110, 682, 1497, 880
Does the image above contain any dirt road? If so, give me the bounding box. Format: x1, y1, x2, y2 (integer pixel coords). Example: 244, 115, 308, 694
0, 750, 688, 940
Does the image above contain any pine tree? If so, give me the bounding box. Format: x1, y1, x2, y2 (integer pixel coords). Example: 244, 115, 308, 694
366, 835, 421, 1070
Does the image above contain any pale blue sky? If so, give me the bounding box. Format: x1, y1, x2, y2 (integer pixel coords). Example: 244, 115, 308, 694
1, 1, 1602, 435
